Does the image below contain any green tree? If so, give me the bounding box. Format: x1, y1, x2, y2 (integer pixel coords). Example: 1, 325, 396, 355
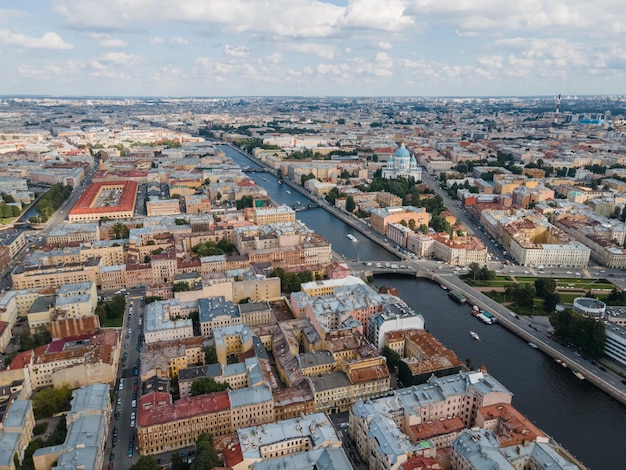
418, 224, 429, 234
171, 454, 190, 470
408, 219, 416, 230
193, 433, 222, 470
130, 455, 160, 470
204, 346, 218, 364
381, 346, 401, 371
32, 386, 72, 419
345, 196, 356, 213
190, 377, 230, 396
173, 282, 191, 292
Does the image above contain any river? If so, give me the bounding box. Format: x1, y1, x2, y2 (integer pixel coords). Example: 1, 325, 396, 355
219, 144, 626, 469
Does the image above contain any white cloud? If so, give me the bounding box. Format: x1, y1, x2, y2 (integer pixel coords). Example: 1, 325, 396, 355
264, 53, 283, 65
0, 29, 73, 49
86, 33, 127, 48
94, 51, 143, 66
379, 41, 392, 50
170, 36, 188, 45
150, 37, 164, 45
0, 9, 27, 25
339, 0, 413, 32
224, 45, 249, 57
282, 43, 337, 59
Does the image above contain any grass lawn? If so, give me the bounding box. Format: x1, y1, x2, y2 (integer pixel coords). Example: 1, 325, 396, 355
101, 315, 123, 328
0, 217, 17, 225
466, 274, 617, 318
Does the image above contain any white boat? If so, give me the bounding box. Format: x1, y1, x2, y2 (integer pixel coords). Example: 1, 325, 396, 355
572, 371, 585, 380
470, 331, 480, 341
528, 342, 538, 349
286, 190, 291, 194
346, 234, 358, 242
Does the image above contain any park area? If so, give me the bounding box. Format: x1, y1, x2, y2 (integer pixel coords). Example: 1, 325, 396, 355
464, 273, 617, 317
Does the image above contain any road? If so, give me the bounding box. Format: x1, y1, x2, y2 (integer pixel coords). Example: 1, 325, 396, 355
106, 294, 144, 468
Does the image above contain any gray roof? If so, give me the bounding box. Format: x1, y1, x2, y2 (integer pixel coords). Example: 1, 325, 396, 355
2, 400, 31, 428
228, 384, 273, 409
238, 301, 270, 315
296, 350, 336, 369
0, 432, 21, 468
67, 383, 110, 418
199, 296, 238, 323
239, 412, 340, 460
251, 447, 353, 470
452, 429, 514, 469
308, 371, 352, 393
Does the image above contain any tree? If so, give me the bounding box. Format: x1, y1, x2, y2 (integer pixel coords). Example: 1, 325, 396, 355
193, 433, 222, 470
381, 346, 401, 371
345, 196, 356, 213
191, 377, 230, 396
130, 455, 160, 470
32, 386, 72, 419
171, 454, 190, 470
340, 169, 351, 179
216, 191, 222, 200
418, 224, 429, 234
204, 346, 218, 364
173, 282, 191, 292
408, 219, 416, 230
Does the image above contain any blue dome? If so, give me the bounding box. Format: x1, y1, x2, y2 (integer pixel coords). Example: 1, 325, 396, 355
395, 144, 410, 159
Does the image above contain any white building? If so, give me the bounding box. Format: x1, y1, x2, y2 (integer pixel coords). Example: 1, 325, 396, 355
381, 144, 422, 181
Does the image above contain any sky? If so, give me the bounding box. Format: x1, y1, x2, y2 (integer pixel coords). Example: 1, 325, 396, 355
1, 0, 625, 97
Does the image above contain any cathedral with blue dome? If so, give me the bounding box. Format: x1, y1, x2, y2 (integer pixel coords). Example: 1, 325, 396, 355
381, 143, 422, 180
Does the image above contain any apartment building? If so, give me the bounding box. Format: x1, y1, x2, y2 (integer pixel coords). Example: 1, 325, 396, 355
46, 223, 100, 245
252, 205, 297, 225
33, 384, 110, 470
11, 259, 100, 291
183, 195, 211, 214
350, 371, 512, 470
26, 330, 120, 390
143, 299, 196, 345
451, 428, 577, 470
386, 329, 464, 386
137, 391, 232, 455
146, 198, 181, 216
0, 400, 35, 470
367, 302, 425, 349
214, 325, 254, 365
370, 206, 430, 237
229, 412, 342, 469
199, 297, 271, 336
141, 336, 205, 380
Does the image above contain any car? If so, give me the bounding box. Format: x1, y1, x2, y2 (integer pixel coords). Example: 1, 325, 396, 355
132, 400, 137, 408
621, 379, 626, 386
599, 366, 607, 372
109, 453, 115, 462
128, 448, 134, 458
114, 412, 120, 420
134, 368, 138, 376
130, 419, 135, 427
131, 412, 136, 419
132, 392, 137, 400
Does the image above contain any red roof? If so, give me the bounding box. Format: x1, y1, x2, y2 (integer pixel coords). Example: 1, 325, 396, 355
69, 180, 137, 215
222, 442, 243, 467
137, 390, 230, 428
46, 334, 92, 353
9, 350, 33, 370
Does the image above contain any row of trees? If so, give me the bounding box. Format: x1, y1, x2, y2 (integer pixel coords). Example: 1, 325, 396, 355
550, 309, 606, 359
29, 183, 72, 223
534, 278, 561, 313
270, 268, 315, 294
0, 191, 20, 218
468, 263, 496, 281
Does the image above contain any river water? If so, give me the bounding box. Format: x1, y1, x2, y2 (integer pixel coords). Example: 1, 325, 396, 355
220, 144, 626, 469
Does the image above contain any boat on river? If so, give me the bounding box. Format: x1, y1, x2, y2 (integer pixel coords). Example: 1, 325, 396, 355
440, 284, 448, 290
528, 342, 538, 349
346, 234, 358, 242
572, 371, 585, 380
470, 331, 480, 341
285, 190, 291, 194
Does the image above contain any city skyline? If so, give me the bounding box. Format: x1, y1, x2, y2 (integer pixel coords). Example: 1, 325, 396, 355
1, 1, 626, 97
